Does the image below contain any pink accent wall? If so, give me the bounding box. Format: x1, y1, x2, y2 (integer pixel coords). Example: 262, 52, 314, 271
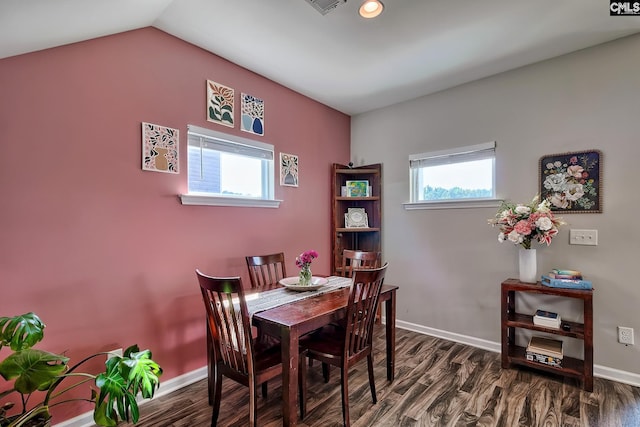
0, 27, 349, 422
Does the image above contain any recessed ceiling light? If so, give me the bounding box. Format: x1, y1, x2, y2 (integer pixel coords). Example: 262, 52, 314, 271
359, 0, 384, 18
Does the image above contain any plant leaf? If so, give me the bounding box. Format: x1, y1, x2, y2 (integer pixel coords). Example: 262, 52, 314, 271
0, 313, 45, 351
0, 349, 68, 393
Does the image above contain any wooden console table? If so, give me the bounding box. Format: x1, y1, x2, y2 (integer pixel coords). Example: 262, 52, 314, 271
501, 278, 593, 391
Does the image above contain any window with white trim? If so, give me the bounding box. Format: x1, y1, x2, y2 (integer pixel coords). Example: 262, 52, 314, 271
409, 141, 496, 203
181, 125, 279, 208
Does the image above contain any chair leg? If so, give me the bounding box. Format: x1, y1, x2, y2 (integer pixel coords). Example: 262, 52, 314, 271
207, 332, 214, 406
299, 351, 308, 419
340, 366, 350, 427
211, 367, 222, 426
367, 354, 377, 404
261, 382, 268, 398
322, 362, 330, 383
249, 379, 257, 427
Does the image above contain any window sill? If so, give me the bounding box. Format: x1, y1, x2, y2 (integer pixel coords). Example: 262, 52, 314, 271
402, 199, 503, 210
180, 194, 282, 208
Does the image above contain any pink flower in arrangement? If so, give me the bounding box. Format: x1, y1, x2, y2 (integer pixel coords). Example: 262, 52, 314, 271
488, 196, 565, 249
296, 250, 318, 269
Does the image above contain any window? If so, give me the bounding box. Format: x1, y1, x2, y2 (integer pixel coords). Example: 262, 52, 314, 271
405, 141, 499, 210
180, 125, 280, 208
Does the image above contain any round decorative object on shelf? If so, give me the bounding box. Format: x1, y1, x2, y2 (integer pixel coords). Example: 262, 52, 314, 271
518, 248, 537, 283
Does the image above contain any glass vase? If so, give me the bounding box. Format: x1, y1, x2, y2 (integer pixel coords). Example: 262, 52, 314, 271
518, 248, 537, 283
299, 265, 312, 286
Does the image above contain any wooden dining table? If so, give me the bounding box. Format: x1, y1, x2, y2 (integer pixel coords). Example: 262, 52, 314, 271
252, 283, 398, 427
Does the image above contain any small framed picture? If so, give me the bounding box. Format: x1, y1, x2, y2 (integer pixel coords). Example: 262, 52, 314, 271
346, 180, 369, 197
345, 208, 369, 228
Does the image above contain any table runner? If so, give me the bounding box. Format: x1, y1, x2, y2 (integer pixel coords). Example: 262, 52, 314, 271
246, 275, 352, 319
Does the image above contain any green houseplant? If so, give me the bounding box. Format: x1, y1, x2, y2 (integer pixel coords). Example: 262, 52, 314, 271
0, 312, 162, 427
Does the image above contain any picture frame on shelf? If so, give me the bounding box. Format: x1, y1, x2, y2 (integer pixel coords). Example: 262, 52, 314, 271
345, 208, 369, 228
345, 180, 369, 197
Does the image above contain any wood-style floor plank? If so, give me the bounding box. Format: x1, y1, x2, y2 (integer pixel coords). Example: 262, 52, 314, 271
124, 327, 640, 427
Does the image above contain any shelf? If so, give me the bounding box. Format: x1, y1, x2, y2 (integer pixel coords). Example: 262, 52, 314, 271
336, 228, 381, 233
335, 168, 379, 175
506, 313, 585, 339
335, 196, 380, 201
507, 345, 584, 379
501, 278, 593, 391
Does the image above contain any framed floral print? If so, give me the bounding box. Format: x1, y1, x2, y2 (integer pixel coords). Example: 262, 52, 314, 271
142, 122, 179, 174
280, 152, 298, 187
539, 150, 602, 213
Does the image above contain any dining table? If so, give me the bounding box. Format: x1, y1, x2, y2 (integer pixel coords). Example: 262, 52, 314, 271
250, 278, 398, 427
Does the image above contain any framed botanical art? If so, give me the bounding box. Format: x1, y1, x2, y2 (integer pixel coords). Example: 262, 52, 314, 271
539, 150, 602, 213
241, 92, 264, 136
142, 122, 179, 174
280, 152, 298, 187
206, 80, 234, 127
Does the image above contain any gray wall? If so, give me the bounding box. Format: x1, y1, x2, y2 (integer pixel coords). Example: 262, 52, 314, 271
351, 33, 640, 378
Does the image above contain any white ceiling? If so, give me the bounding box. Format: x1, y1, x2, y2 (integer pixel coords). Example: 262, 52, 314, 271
2, 0, 640, 115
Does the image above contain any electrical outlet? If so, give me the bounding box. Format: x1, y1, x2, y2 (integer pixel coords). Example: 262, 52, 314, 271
106, 347, 123, 361
618, 326, 634, 345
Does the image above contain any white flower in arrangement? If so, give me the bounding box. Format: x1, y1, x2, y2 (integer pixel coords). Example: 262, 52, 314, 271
535, 216, 553, 231
514, 205, 531, 215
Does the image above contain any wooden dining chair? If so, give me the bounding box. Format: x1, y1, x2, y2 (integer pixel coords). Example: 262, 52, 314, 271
245, 252, 287, 289
298, 263, 388, 427
339, 249, 381, 278
196, 270, 283, 427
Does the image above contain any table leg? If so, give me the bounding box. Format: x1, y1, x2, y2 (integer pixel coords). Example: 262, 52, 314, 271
281, 328, 299, 427
384, 290, 396, 381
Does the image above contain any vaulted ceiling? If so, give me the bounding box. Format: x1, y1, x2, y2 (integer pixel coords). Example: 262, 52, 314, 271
2, 0, 639, 115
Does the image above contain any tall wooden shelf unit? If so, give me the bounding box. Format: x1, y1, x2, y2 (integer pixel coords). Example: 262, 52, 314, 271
501, 278, 593, 391
331, 163, 382, 276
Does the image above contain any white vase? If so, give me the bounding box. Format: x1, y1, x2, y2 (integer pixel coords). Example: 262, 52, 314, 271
518, 248, 537, 283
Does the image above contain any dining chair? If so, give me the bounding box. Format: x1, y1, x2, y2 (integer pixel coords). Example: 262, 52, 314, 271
196, 270, 283, 427
298, 263, 388, 427
338, 249, 381, 278
246, 252, 287, 289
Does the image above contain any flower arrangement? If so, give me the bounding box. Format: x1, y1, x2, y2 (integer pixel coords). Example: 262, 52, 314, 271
488, 196, 564, 249
296, 250, 318, 286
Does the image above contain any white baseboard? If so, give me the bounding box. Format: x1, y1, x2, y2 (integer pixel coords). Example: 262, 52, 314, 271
395, 319, 640, 388
55, 321, 640, 426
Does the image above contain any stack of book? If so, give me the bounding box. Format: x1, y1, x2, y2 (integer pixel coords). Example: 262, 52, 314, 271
526, 336, 563, 367
540, 269, 592, 289
533, 309, 561, 329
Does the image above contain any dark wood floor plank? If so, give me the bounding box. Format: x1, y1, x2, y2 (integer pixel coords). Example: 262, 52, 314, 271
124, 327, 640, 427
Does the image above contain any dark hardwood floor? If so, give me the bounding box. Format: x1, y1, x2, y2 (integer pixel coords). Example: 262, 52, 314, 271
126, 327, 640, 426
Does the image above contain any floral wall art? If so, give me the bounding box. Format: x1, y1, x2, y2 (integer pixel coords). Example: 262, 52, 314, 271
241, 92, 265, 136
206, 80, 234, 127
280, 152, 298, 187
142, 122, 179, 174
539, 150, 601, 213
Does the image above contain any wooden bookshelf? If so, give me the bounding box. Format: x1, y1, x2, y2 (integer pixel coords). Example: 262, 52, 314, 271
501, 278, 593, 391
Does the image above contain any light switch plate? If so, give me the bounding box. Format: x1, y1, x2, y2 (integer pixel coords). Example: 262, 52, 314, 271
569, 229, 598, 246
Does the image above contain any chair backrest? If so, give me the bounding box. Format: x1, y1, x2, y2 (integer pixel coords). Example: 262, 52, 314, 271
196, 270, 254, 378
344, 263, 388, 360
339, 249, 381, 278
245, 252, 287, 289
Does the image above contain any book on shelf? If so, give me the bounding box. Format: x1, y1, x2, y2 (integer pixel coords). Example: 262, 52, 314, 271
540, 275, 592, 290
526, 351, 562, 367
527, 336, 563, 359
533, 309, 561, 329
548, 269, 582, 280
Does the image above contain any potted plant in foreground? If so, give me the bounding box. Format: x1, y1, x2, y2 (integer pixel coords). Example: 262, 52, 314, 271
0, 312, 162, 427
